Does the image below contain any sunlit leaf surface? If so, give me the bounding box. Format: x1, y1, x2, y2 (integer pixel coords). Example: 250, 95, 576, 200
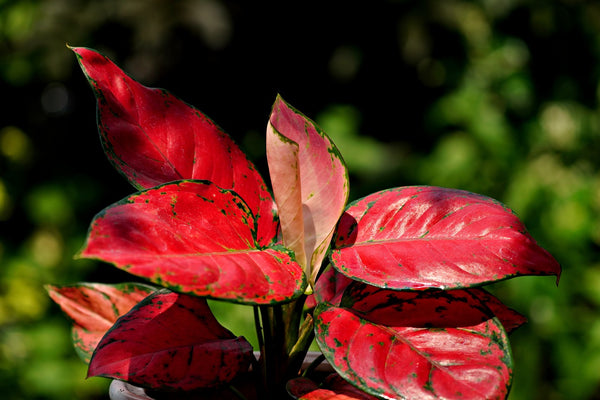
71, 46, 277, 245
315, 287, 514, 400
79, 180, 306, 304
331, 186, 561, 290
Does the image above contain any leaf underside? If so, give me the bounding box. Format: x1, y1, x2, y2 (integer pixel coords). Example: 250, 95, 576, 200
88, 289, 254, 391
341, 283, 526, 334
79, 180, 306, 305
331, 186, 561, 290
46, 282, 156, 363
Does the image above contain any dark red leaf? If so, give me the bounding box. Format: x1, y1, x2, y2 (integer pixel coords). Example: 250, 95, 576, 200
331, 186, 561, 290
321, 374, 380, 399
89, 289, 253, 390
79, 180, 306, 304
341, 283, 526, 334
468, 288, 527, 334
287, 377, 320, 398
287, 375, 379, 400
46, 282, 155, 362
309, 264, 354, 307
71, 46, 277, 245
314, 288, 514, 400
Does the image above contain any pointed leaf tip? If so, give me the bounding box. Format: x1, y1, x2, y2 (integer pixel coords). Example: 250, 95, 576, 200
331, 186, 561, 290
267, 97, 349, 284
46, 282, 156, 363
73, 46, 277, 245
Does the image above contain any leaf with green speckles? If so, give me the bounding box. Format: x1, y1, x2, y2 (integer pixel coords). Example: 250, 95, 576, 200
88, 289, 253, 391
341, 283, 527, 335
309, 264, 354, 307
79, 180, 306, 305
314, 286, 515, 400
267, 95, 349, 284
71, 47, 277, 245
46, 282, 156, 363
330, 186, 561, 290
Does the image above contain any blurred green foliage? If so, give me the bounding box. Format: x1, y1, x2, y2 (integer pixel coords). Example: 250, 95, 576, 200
1, 0, 599, 398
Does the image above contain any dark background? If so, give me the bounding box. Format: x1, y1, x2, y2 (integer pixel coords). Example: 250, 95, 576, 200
1, 0, 599, 398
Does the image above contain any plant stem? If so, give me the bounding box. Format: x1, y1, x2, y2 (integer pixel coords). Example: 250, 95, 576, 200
253, 305, 264, 353
228, 385, 249, 400
253, 306, 268, 398
302, 353, 326, 378
272, 305, 288, 386
255, 296, 316, 397
283, 295, 306, 353
288, 313, 315, 375
259, 306, 277, 396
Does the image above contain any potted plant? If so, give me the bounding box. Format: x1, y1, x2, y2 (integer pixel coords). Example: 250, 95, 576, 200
47, 46, 561, 400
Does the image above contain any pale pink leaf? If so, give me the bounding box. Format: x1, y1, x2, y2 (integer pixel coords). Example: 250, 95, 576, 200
267, 96, 349, 283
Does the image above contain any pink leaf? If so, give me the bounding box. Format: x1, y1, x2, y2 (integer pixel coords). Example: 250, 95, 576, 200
267, 96, 349, 283
331, 186, 561, 290
46, 282, 155, 363
314, 288, 515, 400
79, 180, 306, 304
88, 290, 254, 390
71, 47, 277, 245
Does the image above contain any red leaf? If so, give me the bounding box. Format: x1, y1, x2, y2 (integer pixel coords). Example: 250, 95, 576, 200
468, 288, 527, 334
79, 180, 306, 304
46, 282, 155, 363
331, 186, 561, 290
71, 46, 277, 245
88, 290, 254, 390
314, 288, 514, 400
309, 264, 354, 307
267, 96, 349, 282
321, 374, 380, 400
286, 377, 320, 398
287, 375, 379, 399
341, 283, 527, 335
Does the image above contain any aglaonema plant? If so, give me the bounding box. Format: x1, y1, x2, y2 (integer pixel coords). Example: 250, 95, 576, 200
47, 46, 561, 400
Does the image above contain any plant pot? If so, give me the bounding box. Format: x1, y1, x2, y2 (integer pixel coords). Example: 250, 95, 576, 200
109, 375, 257, 400
109, 351, 332, 400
